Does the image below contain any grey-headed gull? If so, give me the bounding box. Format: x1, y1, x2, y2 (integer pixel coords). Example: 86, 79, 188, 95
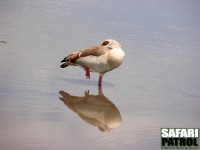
60, 39, 125, 86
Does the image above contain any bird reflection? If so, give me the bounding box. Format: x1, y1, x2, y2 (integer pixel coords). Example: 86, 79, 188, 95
59, 87, 122, 132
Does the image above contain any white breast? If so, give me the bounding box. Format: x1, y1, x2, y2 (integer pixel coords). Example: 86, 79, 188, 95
107, 48, 125, 69
76, 48, 125, 73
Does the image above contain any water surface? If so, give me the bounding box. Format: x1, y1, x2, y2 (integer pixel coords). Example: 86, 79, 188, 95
0, 0, 200, 150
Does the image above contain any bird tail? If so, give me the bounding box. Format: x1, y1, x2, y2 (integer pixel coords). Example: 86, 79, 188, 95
60, 63, 69, 68
60, 52, 80, 68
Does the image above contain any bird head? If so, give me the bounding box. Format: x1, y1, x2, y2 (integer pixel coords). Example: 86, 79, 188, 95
101, 39, 121, 49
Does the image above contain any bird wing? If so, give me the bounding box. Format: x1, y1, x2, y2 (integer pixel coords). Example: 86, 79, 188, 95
60, 46, 111, 68
80, 46, 110, 57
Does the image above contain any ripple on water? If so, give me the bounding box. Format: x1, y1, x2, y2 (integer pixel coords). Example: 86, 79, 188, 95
88, 128, 159, 150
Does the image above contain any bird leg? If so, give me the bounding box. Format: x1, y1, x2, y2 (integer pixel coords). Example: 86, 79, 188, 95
83, 66, 90, 79
98, 73, 104, 87
98, 86, 103, 96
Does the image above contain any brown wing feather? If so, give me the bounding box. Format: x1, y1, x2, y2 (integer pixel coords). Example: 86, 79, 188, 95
60, 52, 81, 68
80, 46, 110, 57
60, 46, 110, 68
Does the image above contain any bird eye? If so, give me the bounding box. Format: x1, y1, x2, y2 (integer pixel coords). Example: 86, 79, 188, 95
101, 41, 109, 46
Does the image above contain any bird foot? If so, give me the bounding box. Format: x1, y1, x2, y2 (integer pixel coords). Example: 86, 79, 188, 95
83, 66, 90, 79
84, 90, 90, 97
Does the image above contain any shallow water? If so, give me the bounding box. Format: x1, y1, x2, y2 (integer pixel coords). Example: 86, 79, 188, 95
0, 0, 200, 150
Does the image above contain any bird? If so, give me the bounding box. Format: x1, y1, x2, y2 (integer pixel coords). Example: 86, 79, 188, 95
59, 87, 122, 132
60, 39, 125, 86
